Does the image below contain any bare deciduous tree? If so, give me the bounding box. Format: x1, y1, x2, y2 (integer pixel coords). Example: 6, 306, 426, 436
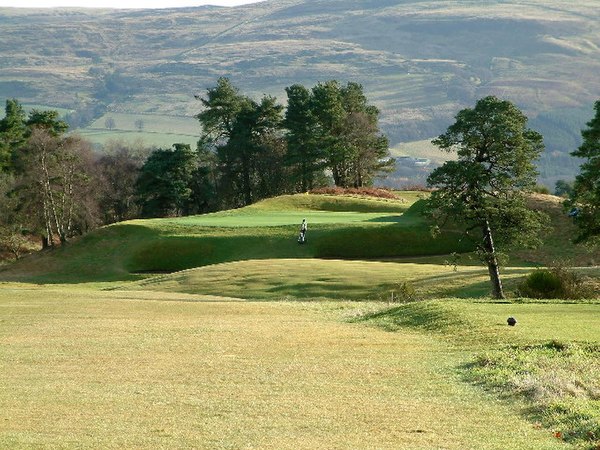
17, 129, 99, 246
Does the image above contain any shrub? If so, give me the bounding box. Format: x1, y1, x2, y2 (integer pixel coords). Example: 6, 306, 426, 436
516, 266, 594, 299
532, 184, 551, 194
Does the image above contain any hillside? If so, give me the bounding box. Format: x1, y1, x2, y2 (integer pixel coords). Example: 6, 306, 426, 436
0, 192, 467, 283
1, 1, 600, 185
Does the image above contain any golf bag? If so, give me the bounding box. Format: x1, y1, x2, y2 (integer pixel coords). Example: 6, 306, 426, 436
298, 230, 306, 244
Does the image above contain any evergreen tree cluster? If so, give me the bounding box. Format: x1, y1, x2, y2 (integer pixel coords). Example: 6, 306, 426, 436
568, 100, 600, 243
194, 77, 393, 209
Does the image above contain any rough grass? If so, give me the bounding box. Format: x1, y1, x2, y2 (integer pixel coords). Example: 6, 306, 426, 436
356, 299, 600, 449
0, 287, 567, 449
468, 342, 600, 448
513, 194, 599, 267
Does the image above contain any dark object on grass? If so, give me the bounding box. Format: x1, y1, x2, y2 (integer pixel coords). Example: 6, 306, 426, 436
507, 317, 517, 326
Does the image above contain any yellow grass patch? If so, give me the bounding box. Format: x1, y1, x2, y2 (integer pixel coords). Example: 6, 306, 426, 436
0, 286, 564, 449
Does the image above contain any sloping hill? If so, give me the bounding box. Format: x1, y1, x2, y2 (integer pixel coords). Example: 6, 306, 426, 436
1, 192, 596, 288
0, 192, 473, 283
1, 1, 599, 183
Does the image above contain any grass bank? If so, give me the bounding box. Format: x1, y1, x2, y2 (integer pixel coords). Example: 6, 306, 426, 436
0, 193, 475, 283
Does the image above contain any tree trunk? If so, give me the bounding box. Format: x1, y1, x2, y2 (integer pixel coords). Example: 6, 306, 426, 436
301, 159, 308, 192
482, 219, 505, 299
242, 153, 252, 206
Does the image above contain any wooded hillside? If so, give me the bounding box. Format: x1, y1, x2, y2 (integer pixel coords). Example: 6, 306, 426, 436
1, 0, 600, 184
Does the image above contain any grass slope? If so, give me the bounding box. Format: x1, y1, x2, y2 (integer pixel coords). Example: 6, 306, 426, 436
121, 259, 533, 301
0, 193, 473, 283
357, 300, 600, 448
1, 192, 597, 289
119, 257, 600, 301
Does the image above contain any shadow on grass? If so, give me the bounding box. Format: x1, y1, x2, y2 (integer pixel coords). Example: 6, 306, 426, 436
0, 215, 475, 286
351, 301, 473, 334
364, 215, 404, 223
0, 224, 158, 284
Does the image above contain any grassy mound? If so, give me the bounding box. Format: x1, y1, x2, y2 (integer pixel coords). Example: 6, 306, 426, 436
1, 192, 596, 285
313, 199, 473, 258
121, 257, 575, 301
1, 193, 474, 283
121, 259, 493, 300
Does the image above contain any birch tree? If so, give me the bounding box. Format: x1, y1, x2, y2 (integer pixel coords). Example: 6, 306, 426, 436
18, 129, 97, 246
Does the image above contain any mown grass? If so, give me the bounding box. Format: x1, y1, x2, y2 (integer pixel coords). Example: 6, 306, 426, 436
89, 112, 198, 135
122, 258, 546, 301
1, 193, 596, 291
355, 299, 600, 449
1, 283, 597, 448
0, 287, 567, 449
0, 191, 598, 448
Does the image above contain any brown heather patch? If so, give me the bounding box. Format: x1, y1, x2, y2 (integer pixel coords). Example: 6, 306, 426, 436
309, 186, 400, 199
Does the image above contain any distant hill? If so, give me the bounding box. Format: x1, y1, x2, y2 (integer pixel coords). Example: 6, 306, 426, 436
1, 0, 599, 185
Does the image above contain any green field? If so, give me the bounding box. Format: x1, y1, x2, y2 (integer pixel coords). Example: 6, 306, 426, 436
390, 139, 457, 164
79, 112, 199, 148
0, 192, 598, 448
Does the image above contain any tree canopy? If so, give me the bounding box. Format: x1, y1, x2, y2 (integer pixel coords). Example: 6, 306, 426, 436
195, 78, 392, 208
569, 100, 600, 243
427, 96, 547, 299
136, 143, 197, 218
0, 99, 27, 172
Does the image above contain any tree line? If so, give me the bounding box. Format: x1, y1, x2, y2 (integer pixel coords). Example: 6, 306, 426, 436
196, 78, 392, 208
1, 85, 599, 301
0, 78, 393, 257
